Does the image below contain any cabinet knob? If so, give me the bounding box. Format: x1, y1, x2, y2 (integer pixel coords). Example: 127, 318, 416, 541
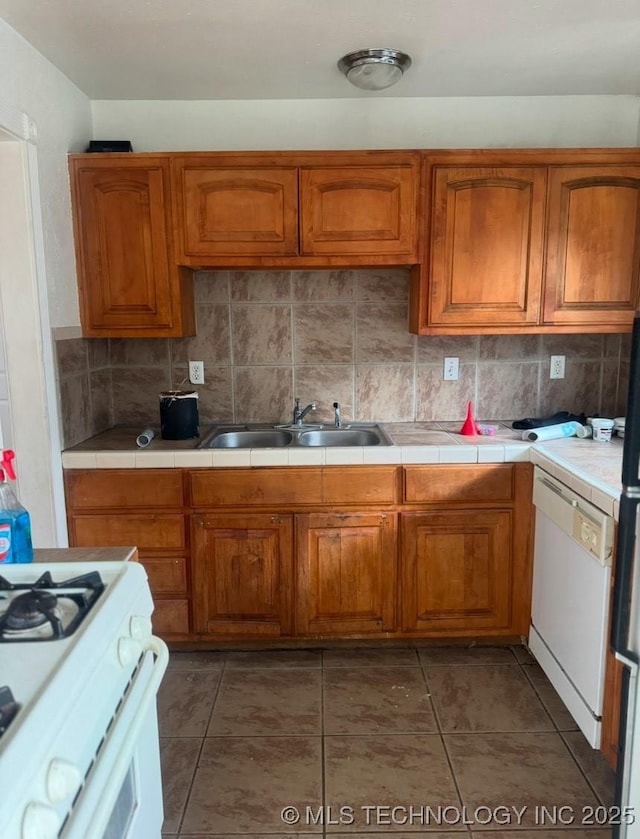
271, 515, 283, 524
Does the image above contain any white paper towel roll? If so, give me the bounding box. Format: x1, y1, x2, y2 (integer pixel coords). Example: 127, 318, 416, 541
522, 421, 585, 442
136, 428, 155, 448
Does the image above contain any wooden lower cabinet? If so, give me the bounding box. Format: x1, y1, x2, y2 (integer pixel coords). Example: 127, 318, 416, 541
401, 510, 513, 634
65, 463, 533, 643
64, 468, 191, 641
191, 513, 294, 637
296, 512, 397, 636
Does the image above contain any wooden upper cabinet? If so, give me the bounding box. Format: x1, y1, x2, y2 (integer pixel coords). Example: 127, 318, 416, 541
429, 166, 546, 327
69, 156, 195, 337
300, 165, 418, 259
172, 161, 299, 260
543, 165, 640, 327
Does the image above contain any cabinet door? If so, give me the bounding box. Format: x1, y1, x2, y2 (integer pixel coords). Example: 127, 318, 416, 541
300, 166, 417, 259
69, 157, 194, 337
543, 165, 640, 327
401, 510, 512, 633
173, 163, 299, 259
429, 167, 546, 327
296, 512, 397, 636
192, 513, 293, 638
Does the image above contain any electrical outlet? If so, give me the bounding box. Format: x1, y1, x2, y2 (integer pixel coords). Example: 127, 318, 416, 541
550, 355, 565, 379
189, 360, 204, 385
444, 357, 459, 381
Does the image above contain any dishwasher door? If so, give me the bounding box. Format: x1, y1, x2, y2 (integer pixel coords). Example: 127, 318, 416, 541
530, 467, 614, 746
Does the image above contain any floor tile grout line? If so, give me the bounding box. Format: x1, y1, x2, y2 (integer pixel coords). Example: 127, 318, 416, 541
557, 729, 611, 807
173, 664, 227, 836
518, 660, 565, 733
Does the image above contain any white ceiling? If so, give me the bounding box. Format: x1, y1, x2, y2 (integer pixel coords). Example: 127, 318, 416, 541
1, 0, 640, 101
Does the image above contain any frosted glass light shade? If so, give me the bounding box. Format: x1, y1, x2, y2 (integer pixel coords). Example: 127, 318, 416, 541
338, 49, 412, 91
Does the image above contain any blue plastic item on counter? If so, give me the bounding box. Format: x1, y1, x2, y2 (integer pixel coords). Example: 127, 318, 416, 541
0, 449, 33, 564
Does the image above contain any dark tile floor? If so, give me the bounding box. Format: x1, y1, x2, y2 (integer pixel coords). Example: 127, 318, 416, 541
158, 646, 616, 838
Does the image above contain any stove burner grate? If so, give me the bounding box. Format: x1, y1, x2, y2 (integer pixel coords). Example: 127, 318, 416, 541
0, 571, 105, 642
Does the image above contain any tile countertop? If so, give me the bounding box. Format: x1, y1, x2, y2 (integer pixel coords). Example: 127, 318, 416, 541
61, 423, 626, 519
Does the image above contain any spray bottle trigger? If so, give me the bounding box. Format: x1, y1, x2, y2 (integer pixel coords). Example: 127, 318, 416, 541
1, 450, 17, 481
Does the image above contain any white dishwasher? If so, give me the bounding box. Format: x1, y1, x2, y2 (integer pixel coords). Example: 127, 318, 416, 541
529, 466, 615, 747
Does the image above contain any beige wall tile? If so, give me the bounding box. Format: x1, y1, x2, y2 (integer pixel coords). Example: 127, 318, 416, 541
479, 334, 541, 361
542, 333, 604, 360
174, 366, 233, 424
417, 335, 479, 363
603, 334, 622, 359
110, 338, 170, 367
356, 267, 410, 300
59, 374, 92, 447
616, 360, 630, 417
292, 270, 355, 301
600, 359, 620, 417
231, 270, 291, 301
355, 365, 415, 421
194, 271, 230, 305
234, 366, 293, 423
88, 338, 110, 370
111, 368, 169, 426
171, 305, 231, 366
232, 305, 292, 365
416, 364, 477, 421
89, 369, 113, 434
538, 359, 602, 416
356, 302, 415, 363
477, 362, 540, 420
293, 365, 354, 423
56, 338, 88, 378
294, 303, 353, 363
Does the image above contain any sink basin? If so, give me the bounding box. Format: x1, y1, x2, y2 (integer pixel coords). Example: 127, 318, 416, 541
298, 429, 383, 447
198, 423, 390, 449
205, 429, 293, 448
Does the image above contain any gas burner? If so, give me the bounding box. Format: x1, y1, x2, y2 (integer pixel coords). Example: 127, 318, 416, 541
0, 570, 105, 642
3, 590, 58, 631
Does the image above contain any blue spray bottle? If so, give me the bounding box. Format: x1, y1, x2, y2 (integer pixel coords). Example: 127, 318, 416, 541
0, 449, 33, 564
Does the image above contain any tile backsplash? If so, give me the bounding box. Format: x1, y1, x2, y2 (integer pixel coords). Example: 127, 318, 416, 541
55, 269, 631, 448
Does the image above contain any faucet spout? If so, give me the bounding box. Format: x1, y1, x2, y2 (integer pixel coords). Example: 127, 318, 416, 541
292, 399, 317, 426
333, 402, 343, 428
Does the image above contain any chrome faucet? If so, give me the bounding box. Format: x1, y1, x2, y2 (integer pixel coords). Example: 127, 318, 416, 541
333, 402, 343, 428
292, 398, 317, 426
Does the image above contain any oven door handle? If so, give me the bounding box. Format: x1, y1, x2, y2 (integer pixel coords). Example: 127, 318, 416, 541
63, 635, 169, 839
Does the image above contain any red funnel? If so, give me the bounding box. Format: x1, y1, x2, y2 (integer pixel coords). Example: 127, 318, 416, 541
459, 401, 481, 436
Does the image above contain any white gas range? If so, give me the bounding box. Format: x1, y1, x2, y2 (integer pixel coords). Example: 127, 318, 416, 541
0, 560, 168, 839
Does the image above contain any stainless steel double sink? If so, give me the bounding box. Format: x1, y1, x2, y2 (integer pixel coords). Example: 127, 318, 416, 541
198, 423, 392, 449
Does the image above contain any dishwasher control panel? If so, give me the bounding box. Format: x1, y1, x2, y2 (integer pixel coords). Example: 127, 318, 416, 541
572, 509, 605, 561
533, 467, 614, 566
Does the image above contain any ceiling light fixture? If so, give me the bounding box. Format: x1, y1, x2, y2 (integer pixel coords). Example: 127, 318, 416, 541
337, 48, 412, 91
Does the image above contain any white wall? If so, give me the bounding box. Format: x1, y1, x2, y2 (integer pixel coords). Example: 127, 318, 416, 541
0, 18, 92, 547
92, 95, 640, 151
0, 18, 91, 329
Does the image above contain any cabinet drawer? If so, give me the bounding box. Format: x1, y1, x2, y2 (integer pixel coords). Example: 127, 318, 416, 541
152, 598, 190, 636
189, 468, 323, 507
404, 465, 514, 503
70, 514, 186, 550
141, 557, 188, 593
322, 467, 398, 504
66, 470, 184, 510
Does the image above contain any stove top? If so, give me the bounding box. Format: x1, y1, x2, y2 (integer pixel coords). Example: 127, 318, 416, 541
0, 570, 105, 642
